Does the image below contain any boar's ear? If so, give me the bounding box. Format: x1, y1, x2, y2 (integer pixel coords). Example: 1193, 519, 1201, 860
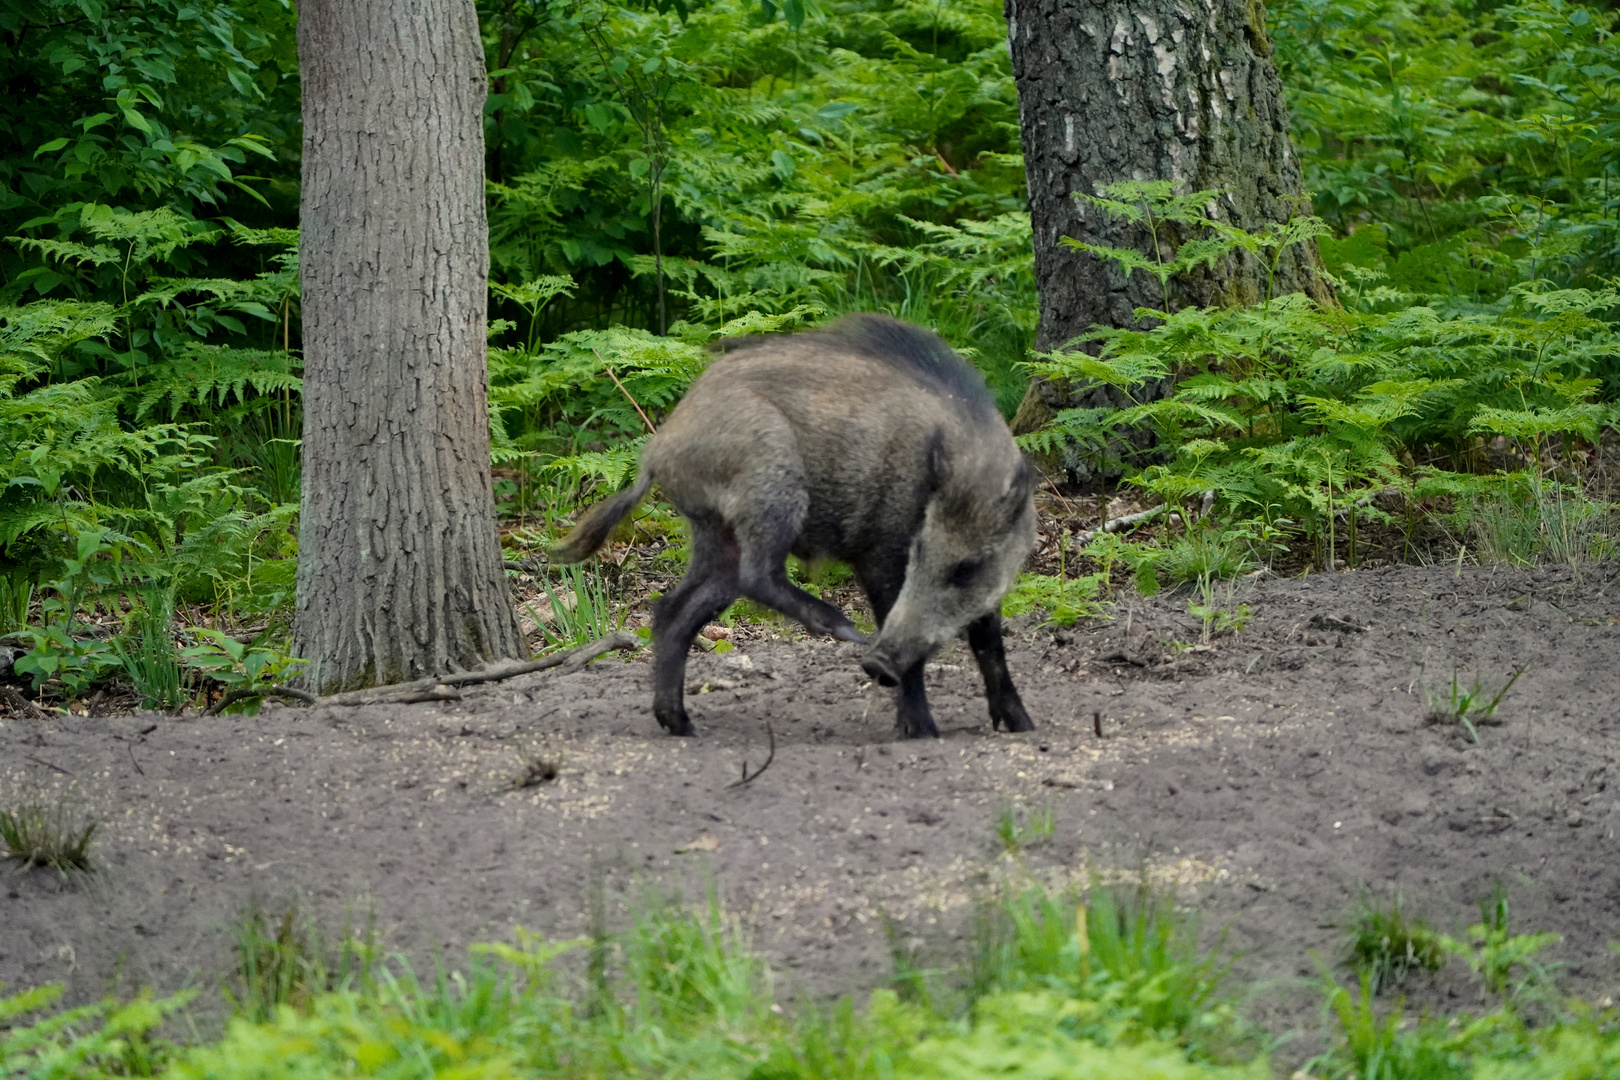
1005, 457, 1039, 505
924, 427, 947, 493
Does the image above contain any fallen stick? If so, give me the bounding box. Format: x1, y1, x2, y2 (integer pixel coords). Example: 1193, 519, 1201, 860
203, 685, 320, 717
432, 630, 643, 688
1072, 504, 1165, 545
204, 631, 645, 715
317, 684, 462, 708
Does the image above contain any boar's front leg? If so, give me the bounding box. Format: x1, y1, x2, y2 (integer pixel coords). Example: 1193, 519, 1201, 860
651, 521, 740, 736
856, 555, 940, 739
967, 612, 1034, 732
891, 661, 937, 739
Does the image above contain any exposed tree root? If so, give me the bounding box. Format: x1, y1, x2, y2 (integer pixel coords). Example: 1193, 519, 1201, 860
1, 686, 53, 720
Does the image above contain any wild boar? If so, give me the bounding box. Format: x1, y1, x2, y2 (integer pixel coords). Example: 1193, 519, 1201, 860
552, 313, 1037, 739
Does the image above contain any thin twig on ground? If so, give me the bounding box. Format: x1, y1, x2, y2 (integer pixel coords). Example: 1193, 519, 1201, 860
728, 718, 776, 788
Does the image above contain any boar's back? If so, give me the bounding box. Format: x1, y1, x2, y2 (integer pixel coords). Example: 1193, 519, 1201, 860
651, 314, 1020, 563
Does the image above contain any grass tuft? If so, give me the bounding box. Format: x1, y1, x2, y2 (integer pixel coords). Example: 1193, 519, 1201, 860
227, 898, 377, 1021
524, 563, 625, 653
0, 801, 96, 874
1342, 893, 1446, 994
0, 575, 33, 636
111, 587, 186, 711
1470, 480, 1619, 567
1158, 530, 1253, 588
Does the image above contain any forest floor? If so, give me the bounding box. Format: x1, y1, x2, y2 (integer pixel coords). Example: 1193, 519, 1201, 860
4, 561, 1620, 1050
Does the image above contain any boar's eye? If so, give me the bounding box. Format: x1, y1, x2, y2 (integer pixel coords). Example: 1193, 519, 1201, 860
948, 558, 983, 588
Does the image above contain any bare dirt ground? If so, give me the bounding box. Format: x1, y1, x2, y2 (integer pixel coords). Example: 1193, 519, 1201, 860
4, 562, 1620, 1047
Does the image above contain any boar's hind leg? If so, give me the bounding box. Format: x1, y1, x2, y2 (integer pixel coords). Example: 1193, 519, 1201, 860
967, 613, 1034, 732
652, 522, 740, 736
735, 504, 864, 644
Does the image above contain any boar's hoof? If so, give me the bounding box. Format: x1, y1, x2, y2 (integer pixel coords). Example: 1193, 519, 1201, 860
899, 712, 941, 739
656, 707, 697, 737
991, 701, 1036, 733
860, 654, 900, 688
831, 624, 868, 645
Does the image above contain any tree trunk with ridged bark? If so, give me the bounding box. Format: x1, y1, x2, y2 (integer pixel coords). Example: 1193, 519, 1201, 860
1004, 0, 1334, 472
295, 0, 524, 694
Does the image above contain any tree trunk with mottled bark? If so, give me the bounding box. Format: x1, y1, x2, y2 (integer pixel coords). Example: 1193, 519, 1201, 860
295, 0, 525, 694
1005, 0, 1334, 470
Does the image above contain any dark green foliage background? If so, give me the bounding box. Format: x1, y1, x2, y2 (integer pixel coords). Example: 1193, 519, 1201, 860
0, 0, 1616, 639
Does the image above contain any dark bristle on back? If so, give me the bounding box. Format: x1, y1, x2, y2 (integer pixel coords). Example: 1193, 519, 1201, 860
711, 313, 995, 415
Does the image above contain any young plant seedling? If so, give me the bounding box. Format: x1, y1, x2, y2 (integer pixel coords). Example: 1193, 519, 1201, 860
1425, 666, 1525, 744
1440, 887, 1561, 998
996, 802, 1056, 854
1186, 576, 1252, 646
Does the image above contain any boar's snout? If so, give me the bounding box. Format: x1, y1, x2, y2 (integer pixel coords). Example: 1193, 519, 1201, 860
860, 651, 901, 687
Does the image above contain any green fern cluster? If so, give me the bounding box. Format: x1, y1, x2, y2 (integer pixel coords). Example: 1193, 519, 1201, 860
1, 207, 301, 650
1275, 0, 1620, 291
1024, 183, 1619, 569
485, 0, 1033, 413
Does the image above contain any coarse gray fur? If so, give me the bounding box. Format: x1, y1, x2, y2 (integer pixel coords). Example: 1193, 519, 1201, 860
553, 313, 1037, 739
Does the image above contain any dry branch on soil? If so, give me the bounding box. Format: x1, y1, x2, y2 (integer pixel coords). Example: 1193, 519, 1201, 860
204, 631, 643, 715
1072, 505, 1166, 545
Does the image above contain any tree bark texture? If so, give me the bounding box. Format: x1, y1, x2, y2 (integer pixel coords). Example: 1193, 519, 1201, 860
1005, 0, 1334, 450
296, 0, 524, 694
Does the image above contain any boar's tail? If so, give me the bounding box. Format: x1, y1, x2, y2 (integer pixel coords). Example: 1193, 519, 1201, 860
550, 471, 653, 563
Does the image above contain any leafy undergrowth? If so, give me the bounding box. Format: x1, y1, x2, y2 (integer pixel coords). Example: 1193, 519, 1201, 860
2, 881, 1614, 1080
5, 0, 1620, 718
